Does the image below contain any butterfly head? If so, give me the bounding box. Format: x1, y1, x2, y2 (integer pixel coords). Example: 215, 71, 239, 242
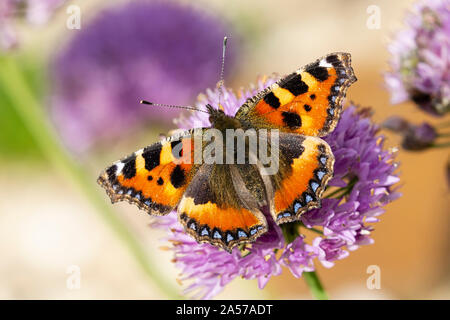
206, 104, 240, 130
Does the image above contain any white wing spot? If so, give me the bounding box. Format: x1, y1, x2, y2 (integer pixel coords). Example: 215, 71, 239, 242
319, 59, 333, 68
115, 162, 125, 174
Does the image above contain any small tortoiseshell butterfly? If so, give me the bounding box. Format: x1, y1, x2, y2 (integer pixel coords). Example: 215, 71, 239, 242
98, 51, 357, 252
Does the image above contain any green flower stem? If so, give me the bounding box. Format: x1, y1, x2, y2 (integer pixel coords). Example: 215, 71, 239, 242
299, 222, 323, 235
280, 223, 328, 300
0, 56, 181, 299
302, 271, 329, 300
437, 132, 450, 138
281, 222, 301, 244
431, 141, 450, 148
324, 176, 358, 199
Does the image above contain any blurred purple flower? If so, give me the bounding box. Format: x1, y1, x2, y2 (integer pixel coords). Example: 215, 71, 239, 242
385, 0, 450, 116
402, 123, 438, 150
0, 0, 66, 50
51, 1, 235, 152
382, 116, 437, 150
152, 77, 401, 299
382, 116, 411, 132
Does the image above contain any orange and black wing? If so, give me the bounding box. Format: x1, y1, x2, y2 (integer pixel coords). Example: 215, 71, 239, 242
265, 133, 334, 224
235, 52, 357, 137
97, 130, 199, 215
178, 164, 268, 252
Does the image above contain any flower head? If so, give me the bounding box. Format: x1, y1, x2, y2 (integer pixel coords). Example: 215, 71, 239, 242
385, 0, 450, 116
152, 76, 401, 299
51, 1, 235, 152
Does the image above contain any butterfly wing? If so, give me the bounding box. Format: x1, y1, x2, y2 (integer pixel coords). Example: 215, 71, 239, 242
262, 132, 334, 224
235, 52, 356, 137
178, 163, 268, 252
97, 129, 199, 215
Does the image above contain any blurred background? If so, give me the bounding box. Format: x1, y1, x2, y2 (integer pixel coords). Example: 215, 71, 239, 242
0, 0, 449, 299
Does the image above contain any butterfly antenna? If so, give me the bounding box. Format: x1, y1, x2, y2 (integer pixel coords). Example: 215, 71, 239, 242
218, 36, 228, 108
140, 100, 209, 114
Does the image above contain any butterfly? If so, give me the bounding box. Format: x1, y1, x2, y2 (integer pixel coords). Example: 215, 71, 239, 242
97, 52, 357, 252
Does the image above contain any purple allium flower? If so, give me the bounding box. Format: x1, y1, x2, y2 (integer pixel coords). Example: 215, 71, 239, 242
0, 0, 66, 50
51, 1, 235, 152
152, 77, 401, 299
385, 0, 450, 116
382, 116, 437, 150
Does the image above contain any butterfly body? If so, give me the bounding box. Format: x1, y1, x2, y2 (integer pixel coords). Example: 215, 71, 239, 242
98, 52, 357, 252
